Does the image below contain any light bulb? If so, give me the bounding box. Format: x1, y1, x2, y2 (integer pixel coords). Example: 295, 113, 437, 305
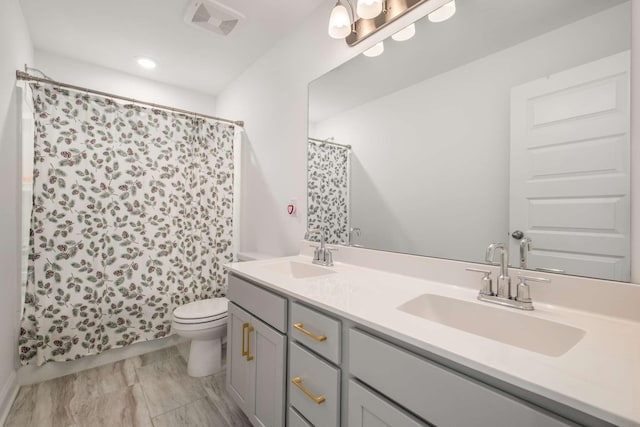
356, 0, 383, 20
137, 57, 157, 70
391, 23, 416, 42
363, 41, 384, 57
328, 2, 351, 39
428, 0, 456, 23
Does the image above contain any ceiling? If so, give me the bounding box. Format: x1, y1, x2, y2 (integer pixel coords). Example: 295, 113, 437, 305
20, 0, 326, 95
309, 0, 629, 123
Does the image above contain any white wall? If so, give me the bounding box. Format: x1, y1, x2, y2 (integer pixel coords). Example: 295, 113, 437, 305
34, 50, 218, 116
215, 0, 450, 256
312, 4, 630, 263
0, 0, 33, 421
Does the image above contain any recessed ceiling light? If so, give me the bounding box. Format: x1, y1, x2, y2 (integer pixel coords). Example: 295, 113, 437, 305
137, 57, 157, 70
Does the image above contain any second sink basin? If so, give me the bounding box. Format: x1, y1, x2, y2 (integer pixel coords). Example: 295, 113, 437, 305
264, 261, 336, 279
398, 294, 585, 357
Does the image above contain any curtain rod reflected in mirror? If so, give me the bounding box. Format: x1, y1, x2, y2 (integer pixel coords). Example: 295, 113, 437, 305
309, 137, 352, 149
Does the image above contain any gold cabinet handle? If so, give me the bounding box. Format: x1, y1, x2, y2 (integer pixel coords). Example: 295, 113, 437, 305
293, 322, 327, 342
291, 377, 325, 404
241, 322, 249, 358
246, 325, 254, 361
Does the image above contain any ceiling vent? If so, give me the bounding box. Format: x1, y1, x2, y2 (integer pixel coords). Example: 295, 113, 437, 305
184, 0, 245, 36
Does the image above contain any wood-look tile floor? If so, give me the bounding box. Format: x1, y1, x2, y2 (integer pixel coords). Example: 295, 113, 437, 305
5, 345, 252, 427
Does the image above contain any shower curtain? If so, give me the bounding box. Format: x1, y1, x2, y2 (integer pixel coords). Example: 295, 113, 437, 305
307, 140, 350, 245
19, 84, 235, 366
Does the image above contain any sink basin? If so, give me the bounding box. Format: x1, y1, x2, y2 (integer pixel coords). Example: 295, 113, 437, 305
398, 294, 585, 357
264, 261, 336, 279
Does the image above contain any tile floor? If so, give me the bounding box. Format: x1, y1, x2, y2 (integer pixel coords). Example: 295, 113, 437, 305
5, 345, 252, 427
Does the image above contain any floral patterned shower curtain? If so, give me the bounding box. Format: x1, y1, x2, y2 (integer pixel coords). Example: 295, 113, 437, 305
307, 140, 350, 245
19, 84, 235, 366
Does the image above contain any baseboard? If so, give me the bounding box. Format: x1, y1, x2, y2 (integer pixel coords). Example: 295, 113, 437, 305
18, 335, 187, 386
0, 370, 19, 426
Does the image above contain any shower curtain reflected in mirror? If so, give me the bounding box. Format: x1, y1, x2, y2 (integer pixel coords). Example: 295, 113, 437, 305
307, 139, 350, 245
20, 84, 235, 366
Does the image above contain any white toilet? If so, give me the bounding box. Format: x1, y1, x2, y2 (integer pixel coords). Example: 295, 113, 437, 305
172, 297, 229, 377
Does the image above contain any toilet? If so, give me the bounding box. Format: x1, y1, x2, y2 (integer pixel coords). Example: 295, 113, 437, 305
172, 297, 229, 377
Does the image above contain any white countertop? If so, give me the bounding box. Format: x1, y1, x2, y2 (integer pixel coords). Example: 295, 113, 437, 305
226, 255, 640, 427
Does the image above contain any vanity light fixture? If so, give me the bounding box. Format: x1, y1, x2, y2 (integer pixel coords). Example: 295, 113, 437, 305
362, 41, 384, 57
136, 57, 157, 70
329, 0, 436, 47
391, 23, 416, 42
428, 0, 456, 23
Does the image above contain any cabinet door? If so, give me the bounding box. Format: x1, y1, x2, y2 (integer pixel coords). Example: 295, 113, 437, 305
348, 380, 428, 427
227, 302, 253, 413
249, 316, 286, 427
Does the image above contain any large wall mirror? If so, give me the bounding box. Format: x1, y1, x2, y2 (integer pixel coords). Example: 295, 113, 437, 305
307, 0, 632, 282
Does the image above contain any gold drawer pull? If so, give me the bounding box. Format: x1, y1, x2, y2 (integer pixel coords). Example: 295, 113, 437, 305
291, 377, 325, 404
247, 324, 254, 361
242, 323, 254, 361
293, 322, 327, 342
242, 323, 249, 357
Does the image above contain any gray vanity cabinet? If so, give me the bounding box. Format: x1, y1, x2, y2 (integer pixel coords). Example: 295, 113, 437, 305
227, 272, 596, 427
227, 276, 287, 427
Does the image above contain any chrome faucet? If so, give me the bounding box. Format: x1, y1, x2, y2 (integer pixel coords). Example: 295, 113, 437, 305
305, 228, 335, 267
519, 237, 532, 269
485, 243, 510, 299
466, 242, 551, 310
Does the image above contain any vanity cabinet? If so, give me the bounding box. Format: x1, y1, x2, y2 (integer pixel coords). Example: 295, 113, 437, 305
227, 275, 287, 427
227, 271, 597, 427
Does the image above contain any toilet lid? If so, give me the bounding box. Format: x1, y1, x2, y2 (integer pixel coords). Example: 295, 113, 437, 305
173, 297, 229, 323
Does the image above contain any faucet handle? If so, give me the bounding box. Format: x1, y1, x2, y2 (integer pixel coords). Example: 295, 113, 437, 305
324, 248, 335, 266
515, 275, 550, 303
466, 268, 493, 296
466, 267, 491, 274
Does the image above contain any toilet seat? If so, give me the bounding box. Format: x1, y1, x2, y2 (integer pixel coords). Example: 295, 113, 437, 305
173, 297, 229, 325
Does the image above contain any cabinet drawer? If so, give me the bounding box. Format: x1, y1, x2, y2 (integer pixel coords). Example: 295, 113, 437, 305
348, 380, 428, 427
289, 407, 313, 427
228, 274, 287, 333
291, 302, 341, 364
349, 329, 575, 427
289, 341, 340, 427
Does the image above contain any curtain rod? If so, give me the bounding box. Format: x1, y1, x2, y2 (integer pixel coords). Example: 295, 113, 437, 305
308, 137, 351, 149
16, 70, 245, 128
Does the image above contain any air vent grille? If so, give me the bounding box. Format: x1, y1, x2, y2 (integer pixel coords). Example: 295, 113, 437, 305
184, 0, 245, 36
